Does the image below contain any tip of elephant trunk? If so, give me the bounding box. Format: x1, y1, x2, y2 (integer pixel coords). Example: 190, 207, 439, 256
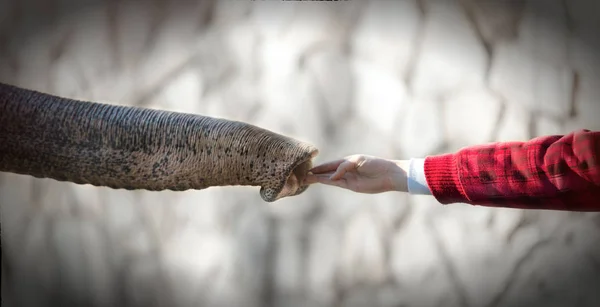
259, 145, 319, 202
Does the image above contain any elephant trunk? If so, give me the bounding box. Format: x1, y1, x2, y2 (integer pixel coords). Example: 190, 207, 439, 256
0, 82, 318, 202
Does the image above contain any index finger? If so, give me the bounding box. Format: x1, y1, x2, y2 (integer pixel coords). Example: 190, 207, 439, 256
309, 159, 345, 174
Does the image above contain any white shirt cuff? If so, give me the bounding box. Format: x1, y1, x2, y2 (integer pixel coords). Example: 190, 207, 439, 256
407, 158, 432, 195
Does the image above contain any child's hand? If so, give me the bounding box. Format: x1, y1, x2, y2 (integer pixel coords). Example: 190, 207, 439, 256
304, 154, 409, 194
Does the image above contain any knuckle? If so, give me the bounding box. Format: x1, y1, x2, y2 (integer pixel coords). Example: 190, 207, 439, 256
346, 154, 365, 164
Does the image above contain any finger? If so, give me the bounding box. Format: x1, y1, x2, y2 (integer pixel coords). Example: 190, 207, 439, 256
312, 174, 349, 189
303, 174, 319, 185
330, 160, 357, 180
304, 172, 335, 184
309, 159, 345, 174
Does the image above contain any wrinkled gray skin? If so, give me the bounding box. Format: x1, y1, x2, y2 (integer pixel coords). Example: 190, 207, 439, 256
0, 82, 319, 202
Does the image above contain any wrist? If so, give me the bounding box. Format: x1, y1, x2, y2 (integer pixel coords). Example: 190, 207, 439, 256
389, 159, 410, 192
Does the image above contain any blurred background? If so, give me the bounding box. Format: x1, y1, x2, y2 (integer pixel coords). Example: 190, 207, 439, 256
1, 0, 600, 306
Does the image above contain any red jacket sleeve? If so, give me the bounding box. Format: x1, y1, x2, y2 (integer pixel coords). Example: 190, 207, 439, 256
423, 129, 600, 211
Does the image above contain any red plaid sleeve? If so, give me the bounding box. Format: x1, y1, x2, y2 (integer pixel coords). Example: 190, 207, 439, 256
423, 129, 600, 211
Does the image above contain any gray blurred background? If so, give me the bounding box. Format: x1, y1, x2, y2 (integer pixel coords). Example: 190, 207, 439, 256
1, 0, 600, 306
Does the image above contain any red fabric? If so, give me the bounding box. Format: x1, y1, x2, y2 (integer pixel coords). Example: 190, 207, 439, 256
424, 129, 600, 211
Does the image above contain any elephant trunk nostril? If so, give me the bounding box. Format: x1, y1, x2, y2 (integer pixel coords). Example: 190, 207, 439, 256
258, 147, 318, 202
291, 159, 313, 187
